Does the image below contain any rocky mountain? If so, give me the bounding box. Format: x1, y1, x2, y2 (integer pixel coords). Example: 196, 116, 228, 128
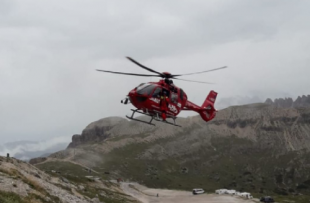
0, 156, 137, 203
65, 103, 310, 153
265, 95, 310, 108
30, 100, 310, 201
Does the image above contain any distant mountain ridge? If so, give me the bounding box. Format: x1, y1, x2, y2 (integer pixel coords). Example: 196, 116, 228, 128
65, 102, 310, 152
265, 95, 310, 108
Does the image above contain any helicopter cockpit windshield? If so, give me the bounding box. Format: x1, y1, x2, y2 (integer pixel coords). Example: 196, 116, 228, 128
137, 84, 156, 96
136, 83, 147, 91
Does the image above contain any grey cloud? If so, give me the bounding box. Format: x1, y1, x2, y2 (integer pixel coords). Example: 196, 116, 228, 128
216, 95, 263, 110
0, 136, 70, 160
2, 0, 306, 59
1, 0, 310, 143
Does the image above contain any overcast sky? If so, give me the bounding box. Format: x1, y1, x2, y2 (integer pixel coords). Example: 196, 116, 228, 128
1, 0, 310, 144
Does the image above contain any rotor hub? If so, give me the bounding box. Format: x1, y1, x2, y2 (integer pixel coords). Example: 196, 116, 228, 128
162, 72, 172, 78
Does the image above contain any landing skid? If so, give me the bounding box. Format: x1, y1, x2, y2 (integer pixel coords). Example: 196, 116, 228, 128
126, 109, 181, 127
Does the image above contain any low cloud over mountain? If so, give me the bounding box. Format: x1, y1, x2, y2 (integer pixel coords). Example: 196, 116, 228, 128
0, 136, 71, 160
216, 95, 263, 109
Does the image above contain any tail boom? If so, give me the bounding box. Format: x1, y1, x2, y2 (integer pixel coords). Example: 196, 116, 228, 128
184, 90, 217, 122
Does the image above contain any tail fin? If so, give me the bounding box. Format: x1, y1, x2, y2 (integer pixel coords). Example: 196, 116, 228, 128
199, 90, 217, 122
202, 90, 217, 108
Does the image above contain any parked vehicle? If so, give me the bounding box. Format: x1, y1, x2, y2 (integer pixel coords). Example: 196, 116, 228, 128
236, 192, 242, 197
192, 188, 205, 195
239, 192, 253, 199
215, 189, 252, 199
225, 190, 236, 195
215, 189, 227, 194
260, 196, 275, 202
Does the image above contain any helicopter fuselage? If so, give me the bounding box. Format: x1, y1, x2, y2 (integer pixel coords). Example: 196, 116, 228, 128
126, 79, 217, 122
127, 80, 187, 118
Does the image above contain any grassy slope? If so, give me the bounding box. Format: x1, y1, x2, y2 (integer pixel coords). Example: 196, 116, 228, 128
39, 117, 310, 203
0, 165, 61, 203
0, 191, 25, 203
91, 134, 310, 202
37, 134, 310, 203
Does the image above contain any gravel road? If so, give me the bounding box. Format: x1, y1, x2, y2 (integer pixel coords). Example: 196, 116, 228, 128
121, 182, 258, 203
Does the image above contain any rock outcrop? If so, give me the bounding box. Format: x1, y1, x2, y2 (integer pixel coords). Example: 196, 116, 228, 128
0, 156, 90, 202
0, 156, 135, 203
294, 95, 310, 107
29, 157, 47, 165
67, 117, 127, 148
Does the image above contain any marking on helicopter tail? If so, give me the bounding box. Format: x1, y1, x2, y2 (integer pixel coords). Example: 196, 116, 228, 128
204, 111, 210, 118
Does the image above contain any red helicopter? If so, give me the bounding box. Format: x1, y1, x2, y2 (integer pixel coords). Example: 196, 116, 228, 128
97, 57, 227, 127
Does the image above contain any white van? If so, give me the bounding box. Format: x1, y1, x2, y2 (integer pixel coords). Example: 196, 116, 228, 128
192, 188, 205, 195
239, 192, 252, 199
215, 189, 227, 194
225, 190, 236, 195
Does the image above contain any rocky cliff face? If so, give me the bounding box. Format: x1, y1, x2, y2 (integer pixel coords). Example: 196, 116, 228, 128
33, 100, 310, 198
67, 117, 127, 148
265, 95, 310, 108
66, 103, 310, 153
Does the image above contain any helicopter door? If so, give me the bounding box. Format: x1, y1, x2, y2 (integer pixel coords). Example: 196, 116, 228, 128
169, 91, 180, 114
170, 92, 178, 104
152, 87, 162, 98
150, 87, 170, 107
149, 87, 162, 106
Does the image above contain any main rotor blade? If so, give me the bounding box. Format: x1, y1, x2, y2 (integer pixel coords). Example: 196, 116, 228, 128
96, 69, 160, 77
171, 66, 227, 77
174, 78, 214, 84
126, 57, 163, 76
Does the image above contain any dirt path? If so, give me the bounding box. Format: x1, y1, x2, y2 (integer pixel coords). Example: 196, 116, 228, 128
120, 182, 258, 203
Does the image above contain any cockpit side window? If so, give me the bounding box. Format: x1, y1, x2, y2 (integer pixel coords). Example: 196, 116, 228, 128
162, 88, 170, 97
152, 87, 162, 98
180, 89, 184, 101
170, 92, 178, 104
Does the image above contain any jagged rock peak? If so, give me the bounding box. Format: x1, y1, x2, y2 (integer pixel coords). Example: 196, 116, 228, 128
67, 117, 128, 148
265, 98, 274, 105
85, 116, 127, 130
265, 95, 310, 108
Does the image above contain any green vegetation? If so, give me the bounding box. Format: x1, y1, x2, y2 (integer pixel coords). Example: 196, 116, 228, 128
37, 161, 93, 183
0, 191, 25, 203
25, 193, 60, 203
271, 194, 310, 203
0, 190, 61, 203
84, 130, 310, 202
